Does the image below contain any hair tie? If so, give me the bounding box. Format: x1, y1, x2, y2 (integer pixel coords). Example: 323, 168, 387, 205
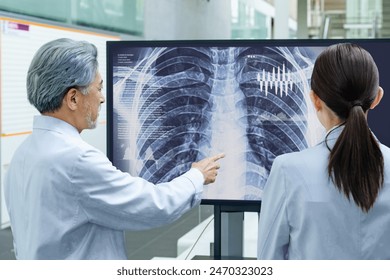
351, 101, 363, 109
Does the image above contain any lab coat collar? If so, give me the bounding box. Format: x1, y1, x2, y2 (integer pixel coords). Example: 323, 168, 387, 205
317, 123, 379, 150
33, 115, 81, 139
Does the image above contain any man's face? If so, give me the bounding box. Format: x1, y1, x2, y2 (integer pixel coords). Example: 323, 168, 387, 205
82, 72, 105, 130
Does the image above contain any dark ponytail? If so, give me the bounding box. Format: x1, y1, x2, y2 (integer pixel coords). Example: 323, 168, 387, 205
311, 43, 384, 212
329, 104, 383, 212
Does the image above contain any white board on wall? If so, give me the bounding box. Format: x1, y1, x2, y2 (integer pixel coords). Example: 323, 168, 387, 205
0, 17, 119, 229
0, 18, 118, 135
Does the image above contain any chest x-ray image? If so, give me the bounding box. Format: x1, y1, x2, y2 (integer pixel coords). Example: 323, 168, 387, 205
109, 43, 325, 202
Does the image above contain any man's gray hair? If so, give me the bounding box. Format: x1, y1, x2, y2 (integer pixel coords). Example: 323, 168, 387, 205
27, 38, 98, 113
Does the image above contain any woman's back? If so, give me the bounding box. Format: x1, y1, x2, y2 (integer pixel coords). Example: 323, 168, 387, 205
258, 126, 390, 259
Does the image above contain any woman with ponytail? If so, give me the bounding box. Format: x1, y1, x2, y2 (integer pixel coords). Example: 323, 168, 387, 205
257, 43, 389, 259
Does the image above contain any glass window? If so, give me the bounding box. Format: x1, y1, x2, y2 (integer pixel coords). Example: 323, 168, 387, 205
0, 0, 70, 22
231, 0, 271, 39
0, 0, 143, 36
72, 0, 143, 35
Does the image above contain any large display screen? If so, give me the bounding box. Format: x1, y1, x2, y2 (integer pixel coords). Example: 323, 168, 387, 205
106, 39, 390, 205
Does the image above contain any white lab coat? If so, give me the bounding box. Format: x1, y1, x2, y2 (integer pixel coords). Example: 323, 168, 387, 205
5, 115, 204, 259
258, 125, 390, 259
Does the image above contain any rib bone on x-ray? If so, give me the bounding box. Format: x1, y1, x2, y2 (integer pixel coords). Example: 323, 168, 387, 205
112, 46, 325, 201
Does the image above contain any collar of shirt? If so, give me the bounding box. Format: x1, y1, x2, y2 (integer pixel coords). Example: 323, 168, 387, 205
33, 115, 81, 139
316, 123, 380, 151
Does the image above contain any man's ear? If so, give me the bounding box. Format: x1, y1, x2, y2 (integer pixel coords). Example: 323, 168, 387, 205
63, 88, 79, 111
310, 90, 322, 112
370, 86, 384, 110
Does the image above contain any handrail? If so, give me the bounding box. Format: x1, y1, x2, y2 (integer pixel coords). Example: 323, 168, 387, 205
320, 13, 380, 39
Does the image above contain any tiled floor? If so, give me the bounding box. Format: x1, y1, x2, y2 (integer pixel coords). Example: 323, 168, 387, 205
0, 205, 213, 260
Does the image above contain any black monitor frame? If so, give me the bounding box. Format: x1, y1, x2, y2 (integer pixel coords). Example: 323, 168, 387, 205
106, 38, 390, 207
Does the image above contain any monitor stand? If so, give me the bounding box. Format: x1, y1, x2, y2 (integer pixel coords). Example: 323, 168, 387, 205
212, 203, 261, 260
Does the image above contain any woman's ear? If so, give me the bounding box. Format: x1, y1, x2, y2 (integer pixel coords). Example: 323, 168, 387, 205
310, 90, 322, 112
63, 88, 79, 111
370, 87, 384, 110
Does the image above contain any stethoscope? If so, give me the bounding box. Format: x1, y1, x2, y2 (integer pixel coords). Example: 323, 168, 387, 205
324, 122, 346, 152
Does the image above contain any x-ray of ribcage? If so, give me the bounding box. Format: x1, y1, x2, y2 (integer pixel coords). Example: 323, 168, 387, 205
112, 46, 325, 201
